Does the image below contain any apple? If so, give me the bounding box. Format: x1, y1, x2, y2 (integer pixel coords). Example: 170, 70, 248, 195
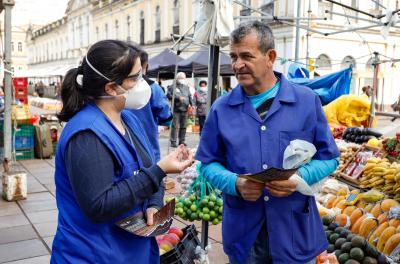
168, 227, 184, 240
163, 233, 180, 246
156, 235, 164, 244
159, 240, 173, 252
159, 248, 166, 255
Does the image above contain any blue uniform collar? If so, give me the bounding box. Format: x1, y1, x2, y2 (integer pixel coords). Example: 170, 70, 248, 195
228, 71, 296, 106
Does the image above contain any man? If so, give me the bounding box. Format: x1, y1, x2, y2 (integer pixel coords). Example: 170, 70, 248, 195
167, 72, 193, 147
129, 50, 172, 161
194, 80, 208, 135
196, 21, 339, 264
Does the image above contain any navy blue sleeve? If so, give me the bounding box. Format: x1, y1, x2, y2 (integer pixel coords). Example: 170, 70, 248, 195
65, 130, 166, 223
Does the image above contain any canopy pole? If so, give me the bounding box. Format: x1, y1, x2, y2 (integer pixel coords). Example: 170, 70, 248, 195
294, 0, 301, 61
369, 52, 379, 128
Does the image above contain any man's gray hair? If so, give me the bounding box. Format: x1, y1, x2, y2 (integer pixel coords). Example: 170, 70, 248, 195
176, 72, 186, 79
230, 20, 275, 54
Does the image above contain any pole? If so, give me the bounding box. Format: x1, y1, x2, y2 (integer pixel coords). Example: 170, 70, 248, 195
294, 0, 301, 61
3, 0, 15, 161
305, 0, 311, 67
369, 52, 379, 128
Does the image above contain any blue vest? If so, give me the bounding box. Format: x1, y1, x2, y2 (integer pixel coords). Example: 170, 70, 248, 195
196, 73, 339, 263
51, 103, 159, 264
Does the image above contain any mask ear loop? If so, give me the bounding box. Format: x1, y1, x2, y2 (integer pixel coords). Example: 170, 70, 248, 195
85, 54, 111, 82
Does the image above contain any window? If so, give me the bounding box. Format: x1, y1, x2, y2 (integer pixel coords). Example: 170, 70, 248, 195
18, 42, 22, 52
115, 19, 119, 39
172, 0, 179, 34
105, 23, 108, 39
316, 54, 332, 70
341, 56, 356, 69
318, 0, 333, 19
155, 6, 161, 43
240, 0, 251, 21
11, 41, 14, 52
126, 15, 131, 41
140, 11, 145, 45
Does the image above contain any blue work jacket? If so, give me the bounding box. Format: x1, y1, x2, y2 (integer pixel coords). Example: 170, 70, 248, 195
51, 103, 159, 263
130, 81, 172, 161
196, 72, 339, 264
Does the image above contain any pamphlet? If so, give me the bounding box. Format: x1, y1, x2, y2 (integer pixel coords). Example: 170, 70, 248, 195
116, 199, 175, 237
239, 167, 297, 184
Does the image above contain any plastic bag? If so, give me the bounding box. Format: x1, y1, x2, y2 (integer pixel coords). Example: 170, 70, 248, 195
282, 140, 317, 170
316, 252, 339, 264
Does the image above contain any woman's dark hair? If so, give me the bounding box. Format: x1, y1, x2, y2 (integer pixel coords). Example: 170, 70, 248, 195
57, 40, 140, 122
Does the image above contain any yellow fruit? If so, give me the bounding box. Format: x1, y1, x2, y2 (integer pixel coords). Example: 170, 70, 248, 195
371, 203, 383, 218
343, 206, 357, 216
364, 204, 374, 213
350, 208, 364, 226
389, 219, 400, 228
381, 199, 399, 212
359, 217, 379, 238
383, 233, 400, 255
368, 222, 389, 246
377, 226, 397, 252
335, 214, 350, 227
367, 138, 380, 147
377, 213, 388, 224
335, 200, 347, 210
351, 215, 367, 234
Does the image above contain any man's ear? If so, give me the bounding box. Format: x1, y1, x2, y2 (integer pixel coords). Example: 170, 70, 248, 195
104, 83, 118, 96
267, 49, 277, 66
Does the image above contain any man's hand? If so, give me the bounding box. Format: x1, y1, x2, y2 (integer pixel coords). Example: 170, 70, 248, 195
236, 177, 264, 201
265, 179, 297, 197
146, 207, 158, 226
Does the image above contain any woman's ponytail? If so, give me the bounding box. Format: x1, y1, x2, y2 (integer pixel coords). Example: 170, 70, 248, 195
57, 67, 86, 122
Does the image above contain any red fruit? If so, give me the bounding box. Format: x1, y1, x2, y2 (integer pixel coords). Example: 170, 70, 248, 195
163, 233, 180, 246
156, 235, 164, 244
168, 227, 184, 239
159, 240, 173, 252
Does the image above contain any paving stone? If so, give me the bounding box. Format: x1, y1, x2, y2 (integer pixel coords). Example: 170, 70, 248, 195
27, 176, 47, 194
207, 222, 222, 243
0, 214, 29, 229
0, 202, 22, 217
208, 242, 229, 264
0, 239, 48, 263
43, 236, 54, 250
0, 225, 37, 244
43, 184, 56, 193
18, 199, 57, 213
33, 222, 57, 238
2, 255, 51, 264
26, 209, 58, 224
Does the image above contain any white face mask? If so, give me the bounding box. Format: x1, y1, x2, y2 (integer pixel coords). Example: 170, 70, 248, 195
119, 79, 151, 109
99, 79, 151, 110
177, 79, 187, 85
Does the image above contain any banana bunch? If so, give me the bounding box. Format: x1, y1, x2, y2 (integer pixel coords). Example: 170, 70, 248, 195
394, 164, 400, 201
359, 158, 389, 190
360, 189, 385, 203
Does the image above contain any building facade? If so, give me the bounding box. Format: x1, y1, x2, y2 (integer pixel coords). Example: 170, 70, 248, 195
25, 0, 400, 106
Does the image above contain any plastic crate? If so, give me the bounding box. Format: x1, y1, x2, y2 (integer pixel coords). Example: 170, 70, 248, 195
0, 124, 35, 149
160, 225, 200, 264
15, 149, 34, 160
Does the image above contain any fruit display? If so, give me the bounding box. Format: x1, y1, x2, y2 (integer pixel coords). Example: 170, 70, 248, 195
382, 137, 400, 161
342, 127, 382, 144
156, 227, 184, 255
330, 123, 347, 139
341, 150, 376, 183
334, 141, 361, 175
176, 161, 200, 192
359, 157, 400, 200
319, 186, 400, 262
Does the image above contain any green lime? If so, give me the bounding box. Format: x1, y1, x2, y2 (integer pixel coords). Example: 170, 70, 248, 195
176, 202, 184, 208
202, 207, 210, 214
181, 212, 186, 219
218, 207, 223, 214
190, 212, 198, 221
184, 199, 192, 207
200, 199, 208, 207
190, 195, 196, 202
176, 208, 184, 215
202, 213, 210, 221
209, 211, 216, 219
190, 204, 197, 212
217, 198, 223, 206
212, 218, 219, 225
218, 215, 222, 220
208, 201, 215, 208
199, 212, 204, 219
210, 194, 217, 202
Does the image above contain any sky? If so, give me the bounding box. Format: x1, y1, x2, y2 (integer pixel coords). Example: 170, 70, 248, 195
11, 0, 70, 26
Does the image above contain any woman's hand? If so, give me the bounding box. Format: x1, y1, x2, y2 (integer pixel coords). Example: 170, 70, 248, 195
157, 145, 194, 174
146, 207, 158, 226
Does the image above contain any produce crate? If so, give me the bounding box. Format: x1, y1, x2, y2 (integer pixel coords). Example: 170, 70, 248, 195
160, 225, 200, 264
15, 149, 34, 160
0, 124, 35, 149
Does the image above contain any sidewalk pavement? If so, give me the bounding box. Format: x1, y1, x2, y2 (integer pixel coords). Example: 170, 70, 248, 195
0, 132, 228, 264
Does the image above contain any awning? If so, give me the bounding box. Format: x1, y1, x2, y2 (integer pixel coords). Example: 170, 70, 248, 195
14, 63, 77, 78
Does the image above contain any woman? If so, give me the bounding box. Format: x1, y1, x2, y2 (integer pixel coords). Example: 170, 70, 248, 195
51, 40, 193, 263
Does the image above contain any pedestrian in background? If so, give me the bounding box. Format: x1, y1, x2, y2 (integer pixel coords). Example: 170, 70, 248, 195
128, 49, 172, 161
52, 40, 193, 263
167, 72, 193, 147
194, 80, 208, 135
